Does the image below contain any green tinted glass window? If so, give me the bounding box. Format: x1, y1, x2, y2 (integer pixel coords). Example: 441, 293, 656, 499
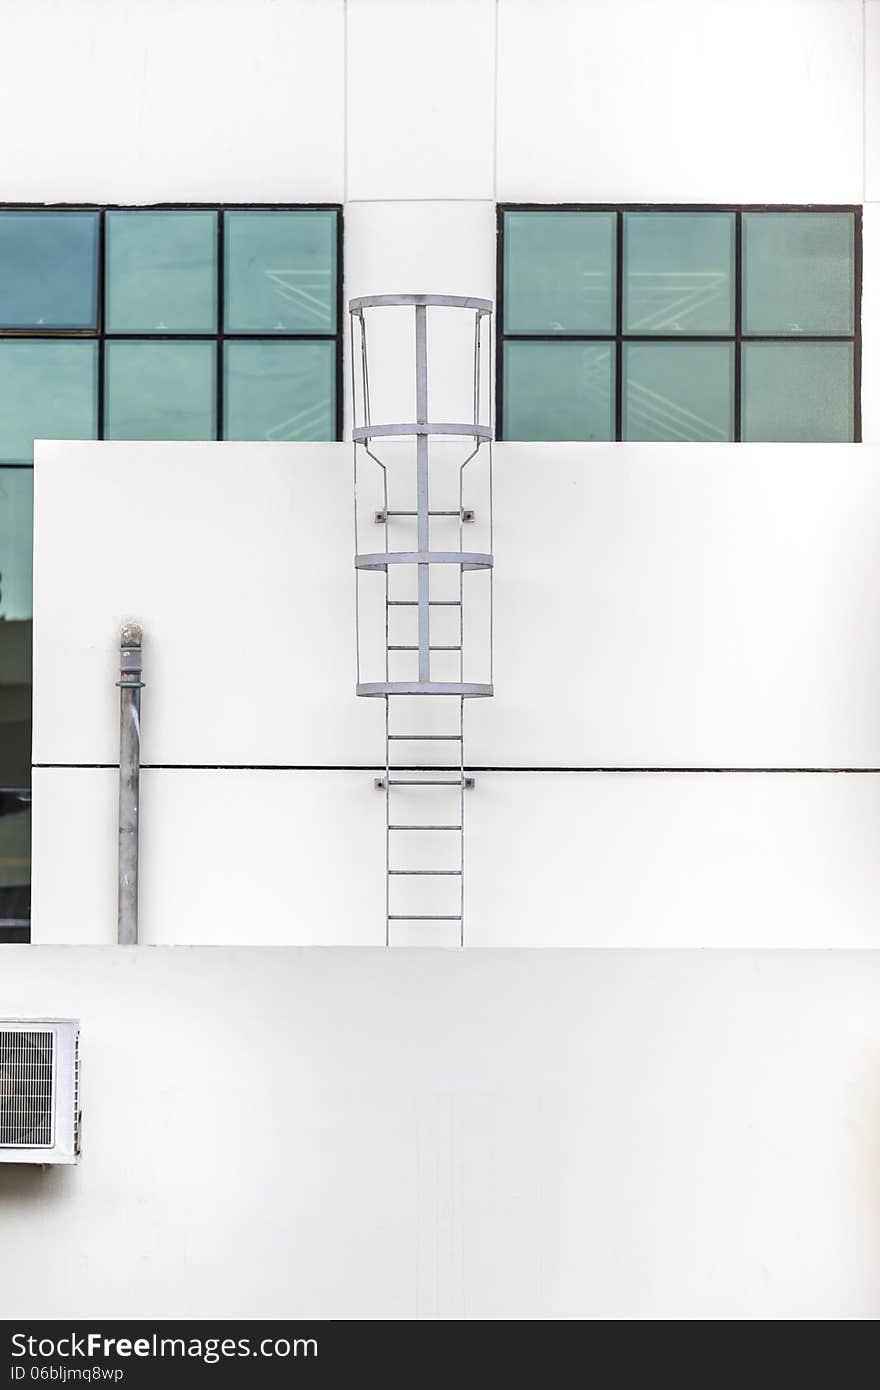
104, 340, 216, 441
623, 342, 733, 442
742, 212, 855, 336
0, 468, 34, 621
0, 211, 99, 330
623, 212, 735, 334
0, 787, 31, 936
106, 210, 218, 333
224, 210, 337, 333
741, 342, 854, 442
500, 206, 857, 442
0, 341, 97, 462
503, 341, 614, 442
224, 341, 335, 442
0, 470, 33, 900
504, 211, 616, 334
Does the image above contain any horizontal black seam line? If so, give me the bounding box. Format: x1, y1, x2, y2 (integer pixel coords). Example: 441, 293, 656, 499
30, 763, 880, 774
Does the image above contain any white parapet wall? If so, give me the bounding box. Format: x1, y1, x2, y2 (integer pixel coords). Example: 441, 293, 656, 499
1, 945, 879, 1320
30, 438, 880, 947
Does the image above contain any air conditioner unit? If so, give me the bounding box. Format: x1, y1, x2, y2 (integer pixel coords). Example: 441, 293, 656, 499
0, 1020, 80, 1164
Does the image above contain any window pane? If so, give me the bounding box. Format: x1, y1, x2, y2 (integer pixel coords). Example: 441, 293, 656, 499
503, 211, 616, 333
104, 341, 216, 440
623, 342, 733, 442
742, 342, 853, 442
224, 340, 335, 441
106, 210, 217, 333
0, 472, 32, 878
503, 341, 614, 441
742, 211, 854, 336
224, 211, 337, 333
0, 790, 30, 937
0, 469, 33, 622
623, 211, 734, 334
0, 211, 99, 330
0, 341, 97, 462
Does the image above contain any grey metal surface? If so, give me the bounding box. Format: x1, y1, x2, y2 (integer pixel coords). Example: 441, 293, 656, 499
374, 508, 474, 522
350, 293, 494, 947
117, 622, 143, 947
357, 681, 492, 697
355, 551, 493, 571
349, 293, 492, 313
0, 1019, 80, 1165
352, 422, 492, 441
415, 304, 430, 683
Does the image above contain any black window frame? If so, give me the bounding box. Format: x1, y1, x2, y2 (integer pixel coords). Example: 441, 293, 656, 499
496, 202, 863, 443
0, 200, 345, 456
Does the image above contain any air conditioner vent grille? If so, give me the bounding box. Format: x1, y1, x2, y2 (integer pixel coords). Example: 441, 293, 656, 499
0, 1030, 54, 1147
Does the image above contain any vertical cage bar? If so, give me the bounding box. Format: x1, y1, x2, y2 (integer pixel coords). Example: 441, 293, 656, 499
415, 304, 430, 682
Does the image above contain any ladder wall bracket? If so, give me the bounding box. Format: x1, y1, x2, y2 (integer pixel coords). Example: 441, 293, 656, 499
374, 776, 475, 791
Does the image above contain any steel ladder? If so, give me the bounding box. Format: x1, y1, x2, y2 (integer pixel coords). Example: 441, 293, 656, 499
351, 293, 494, 946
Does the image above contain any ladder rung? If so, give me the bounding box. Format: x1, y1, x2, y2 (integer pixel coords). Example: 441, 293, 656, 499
386, 600, 461, 607
388, 735, 462, 740
388, 870, 462, 876
389, 824, 462, 831
375, 509, 474, 522
388, 915, 462, 921
388, 645, 461, 652
388, 778, 465, 786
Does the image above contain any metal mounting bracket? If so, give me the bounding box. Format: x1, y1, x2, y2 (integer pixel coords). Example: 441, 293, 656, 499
374, 776, 475, 790
374, 508, 474, 524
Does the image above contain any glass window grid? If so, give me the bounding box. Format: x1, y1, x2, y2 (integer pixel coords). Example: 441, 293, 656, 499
496, 204, 862, 443
0, 202, 344, 466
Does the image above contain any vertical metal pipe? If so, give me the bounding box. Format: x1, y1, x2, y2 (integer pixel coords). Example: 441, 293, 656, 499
117, 622, 143, 945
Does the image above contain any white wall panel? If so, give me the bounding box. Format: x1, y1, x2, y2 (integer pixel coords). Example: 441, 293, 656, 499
467, 771, 880, 947
31, 767, 384, 945
32, 441, 375, 766
866, 2, 880, 202
34, 440, 880, 769
32, 765, 880, 948
346, 0, 496, 200
496, 0, 863, 204
30, 769, 117, 946
0, 0, 345, 202
468, 442, 880, 768
1, 947, 880, 1318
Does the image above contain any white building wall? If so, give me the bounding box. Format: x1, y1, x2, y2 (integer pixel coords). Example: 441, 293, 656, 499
7, 0, 880, 1321
496, 0, 864, 205
1, 2, 871, 418
32, 765, 880, 948
31, 438, 880, 947
863, 7, 880, 442
0, 0, 346, 204
2, 946, 879, 1321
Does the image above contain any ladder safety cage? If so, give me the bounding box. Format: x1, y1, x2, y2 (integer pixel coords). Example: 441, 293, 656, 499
350, 292, 495, 947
